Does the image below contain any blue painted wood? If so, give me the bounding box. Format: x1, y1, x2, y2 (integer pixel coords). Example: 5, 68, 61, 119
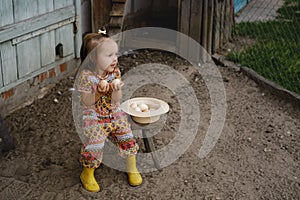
74, 0, 82, 58
40, 31, 56, 66
0, 6, 75, 43
39, 0, 56, 67
14, 0, 41, 78
38, 0, 54, 13
17, 37, 41, 78
234, 0, 251, 13
0, 51, 3, 87
0, 0, 14, 27
13, 0, 39, 22
55, 24, 75, 57
0, 54, 74, 94
54, 0, 75, 57
0, 0, 78, 93
0, 41, 18, 86
54, 0, 73, 9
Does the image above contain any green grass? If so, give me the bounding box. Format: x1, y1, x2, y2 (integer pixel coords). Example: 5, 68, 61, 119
227, 0, 300, 94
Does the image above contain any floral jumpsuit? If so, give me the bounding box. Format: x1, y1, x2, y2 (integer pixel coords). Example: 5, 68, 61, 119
77, 68, 139, 168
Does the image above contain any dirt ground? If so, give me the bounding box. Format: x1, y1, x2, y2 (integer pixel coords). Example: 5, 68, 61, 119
0, 50, 299, 200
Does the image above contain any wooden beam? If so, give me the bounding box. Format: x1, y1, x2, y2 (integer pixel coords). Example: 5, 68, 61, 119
0, 6, 75, 43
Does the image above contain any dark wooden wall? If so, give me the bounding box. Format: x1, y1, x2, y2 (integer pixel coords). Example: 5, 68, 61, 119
92, 0, 111, 32
179, 0, 234, 55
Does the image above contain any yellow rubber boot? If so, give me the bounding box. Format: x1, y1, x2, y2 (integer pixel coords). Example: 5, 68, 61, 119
80, 167, 100, 192
126, 155, 143, 186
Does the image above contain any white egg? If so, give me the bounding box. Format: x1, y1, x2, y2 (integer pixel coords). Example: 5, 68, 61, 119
138, 103, 149, 112
134, 107, 142, 112
130, 102, 137, 109
99, 80, 108, 88
142, 108, 149, 112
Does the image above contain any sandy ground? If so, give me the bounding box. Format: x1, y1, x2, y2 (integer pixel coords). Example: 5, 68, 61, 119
0, 50, 299, 200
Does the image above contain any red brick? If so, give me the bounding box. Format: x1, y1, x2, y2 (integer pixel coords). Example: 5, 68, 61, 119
1, 89, 14, 100
60, 63, 67, 72
48, 68, 56, 78
39, 72, 48, 83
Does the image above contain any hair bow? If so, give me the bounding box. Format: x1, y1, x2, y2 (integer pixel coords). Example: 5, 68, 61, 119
98, 29, 107, 35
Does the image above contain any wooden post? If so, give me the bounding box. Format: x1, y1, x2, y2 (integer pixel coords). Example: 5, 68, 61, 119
207, 0, 214, 55
92, 0, 111, 32
189, 0, 202, 43
219, 0, 225, 48
178, 0, 191, 59
201, 0, 208, 51
212, 0, 221, 53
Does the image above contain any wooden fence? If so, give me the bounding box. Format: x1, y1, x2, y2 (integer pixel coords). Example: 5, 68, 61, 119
120, 0, 234, 57
179, 0, 234, 55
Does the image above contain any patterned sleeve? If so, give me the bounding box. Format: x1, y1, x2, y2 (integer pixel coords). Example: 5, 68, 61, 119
77, 70, 97, 93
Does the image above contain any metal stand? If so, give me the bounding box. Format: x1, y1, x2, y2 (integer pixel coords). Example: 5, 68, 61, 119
141, 128, 160, 169
129, 118, 161, 170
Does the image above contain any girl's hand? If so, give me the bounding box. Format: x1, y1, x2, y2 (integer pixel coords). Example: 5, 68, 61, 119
97, 80, 109, 93
111, 79, 124, 91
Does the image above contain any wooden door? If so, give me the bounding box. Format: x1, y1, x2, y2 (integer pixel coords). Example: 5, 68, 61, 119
0, 0, 78, 92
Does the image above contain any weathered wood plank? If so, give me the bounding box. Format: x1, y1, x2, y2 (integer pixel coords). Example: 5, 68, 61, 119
178, 0, 191, 59
54, 0, 73, 9
0, 52, 3, 87
38, 0, 54, 14
201, 0, 208, 50
189, 0, 202, 43
219, 0, 225, 47
17, 37, 41, 78
12, 17, 75, 45
40, 31, 56, 66
0, 6, 75, 43
13, 0, 39, 22
224, 0, 232, 44
13, 0, 41, 78
39, 0, 56, 67
92, 0, 111, 32
179, 0, 190, 36
0, 54, 74, 94
0, 41, 18, 85
207, 0, 214, 54
213, 0, 221, 52
55, 24, 74, 57
74, 0, 83, 58
0, 0, 14, 27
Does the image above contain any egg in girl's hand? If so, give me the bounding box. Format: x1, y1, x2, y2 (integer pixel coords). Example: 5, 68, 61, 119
99, 80, 108, 89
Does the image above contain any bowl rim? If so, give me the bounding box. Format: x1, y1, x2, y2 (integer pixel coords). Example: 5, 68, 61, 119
120, 97, 169, 117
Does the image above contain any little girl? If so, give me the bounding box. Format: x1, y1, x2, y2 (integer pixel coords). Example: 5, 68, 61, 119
76, 30, 142, 192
